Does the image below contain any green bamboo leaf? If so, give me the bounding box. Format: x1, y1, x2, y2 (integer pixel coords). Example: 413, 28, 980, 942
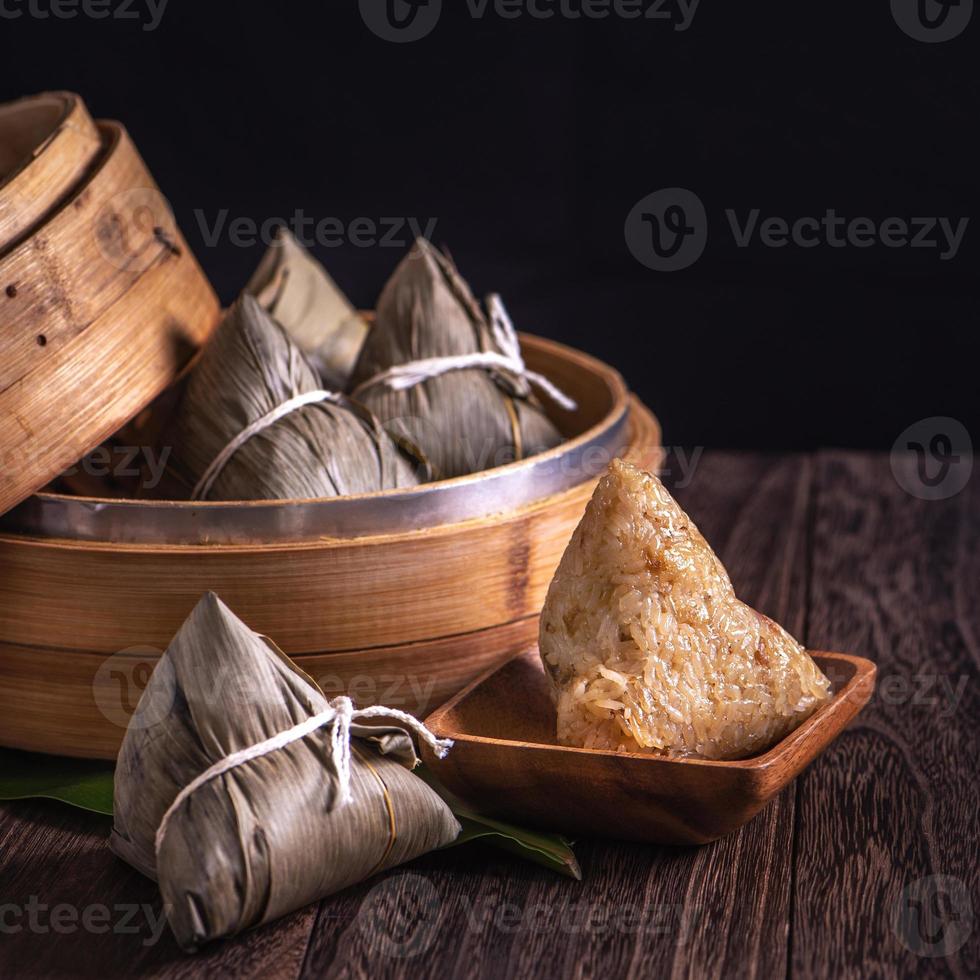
0, 751, 581, 881
415, 764, 581, 880
0, 749, 114, 816
452, 814, 582, 880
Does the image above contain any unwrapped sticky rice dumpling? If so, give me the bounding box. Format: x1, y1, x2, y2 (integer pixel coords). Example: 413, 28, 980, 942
540, 459, 831, 760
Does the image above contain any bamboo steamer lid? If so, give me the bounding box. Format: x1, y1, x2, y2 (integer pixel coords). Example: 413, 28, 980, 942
0, 91, 101, 249
0, 118, 220, 516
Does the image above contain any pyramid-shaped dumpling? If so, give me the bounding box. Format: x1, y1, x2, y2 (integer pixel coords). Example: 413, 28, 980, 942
168, 295, 420, 500
111, 593, 459, 951
349, 239, 563, 479
540, 459, 831, 759
245, 227, 369, 390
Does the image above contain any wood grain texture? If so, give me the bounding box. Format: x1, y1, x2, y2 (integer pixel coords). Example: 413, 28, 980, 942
0, 91, 101, 250
0, 381, 660, 760
0, 799, 315, 980
0, 234, 219, 515
421, 648, 872, 845
792, 451, 979, 980
0, 451, 972, 980
0, 122, 179, 396
0, 481, 604, 654
0, 366, 658, 659
0, 616, 540, 759
300, 451, 822, 980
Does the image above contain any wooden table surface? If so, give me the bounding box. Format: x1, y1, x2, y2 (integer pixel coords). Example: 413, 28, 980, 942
1, 451, 976, 979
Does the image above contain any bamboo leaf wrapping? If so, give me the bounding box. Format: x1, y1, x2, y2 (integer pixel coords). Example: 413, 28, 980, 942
168, 295, 420, 500
111, 593, 460, 952
350, 239, 563, 479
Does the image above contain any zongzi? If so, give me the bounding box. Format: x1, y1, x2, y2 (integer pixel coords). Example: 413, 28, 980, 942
349, 238, 569, 479
111, 592, 461, 952
246, 227, 369, 389
167, 294, 420, 500
540, 459, 832, 760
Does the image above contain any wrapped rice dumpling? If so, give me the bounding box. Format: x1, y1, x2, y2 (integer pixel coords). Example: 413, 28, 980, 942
540, 459, 831, 760
246, 227, 369, 389
111, 593, 461, 952
168, 294, 420, 500
349, 239, 565, 479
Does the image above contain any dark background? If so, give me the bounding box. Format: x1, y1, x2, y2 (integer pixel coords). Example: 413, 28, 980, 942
3, 1, 976, 448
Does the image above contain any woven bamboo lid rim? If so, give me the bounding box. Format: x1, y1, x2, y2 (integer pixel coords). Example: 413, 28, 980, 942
0, 92, 101, 250
0, 115, 219, 517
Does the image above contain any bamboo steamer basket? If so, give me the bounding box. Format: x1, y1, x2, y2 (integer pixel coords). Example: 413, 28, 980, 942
0, 91, 101, 249
0, 119, 220, 515
0, 336, 662, 759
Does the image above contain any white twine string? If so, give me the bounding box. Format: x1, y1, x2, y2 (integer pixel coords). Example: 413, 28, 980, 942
191, 389, 344, 500
153, 696, 454, 857
350, 294, 577, 412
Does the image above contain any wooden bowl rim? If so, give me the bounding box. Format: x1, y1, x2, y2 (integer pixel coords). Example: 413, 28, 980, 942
425, 648, 877, 772
0, 334, 642, 544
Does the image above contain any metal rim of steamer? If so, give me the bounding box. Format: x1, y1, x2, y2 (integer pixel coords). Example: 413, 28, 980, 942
0, 340, 632, 545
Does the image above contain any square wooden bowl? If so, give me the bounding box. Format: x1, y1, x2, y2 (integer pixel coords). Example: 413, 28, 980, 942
422, 648, 876, 845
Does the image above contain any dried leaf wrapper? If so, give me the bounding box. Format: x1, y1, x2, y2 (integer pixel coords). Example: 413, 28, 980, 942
111, 593, 460, 952
350, 239, 564, 479
168, 295, 419, 500
246, 227, 369, 390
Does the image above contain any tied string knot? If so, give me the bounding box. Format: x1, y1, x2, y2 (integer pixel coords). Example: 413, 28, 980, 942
154, 696, 454, 857
191, 388, 345, 501
350, 294, 578, 412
